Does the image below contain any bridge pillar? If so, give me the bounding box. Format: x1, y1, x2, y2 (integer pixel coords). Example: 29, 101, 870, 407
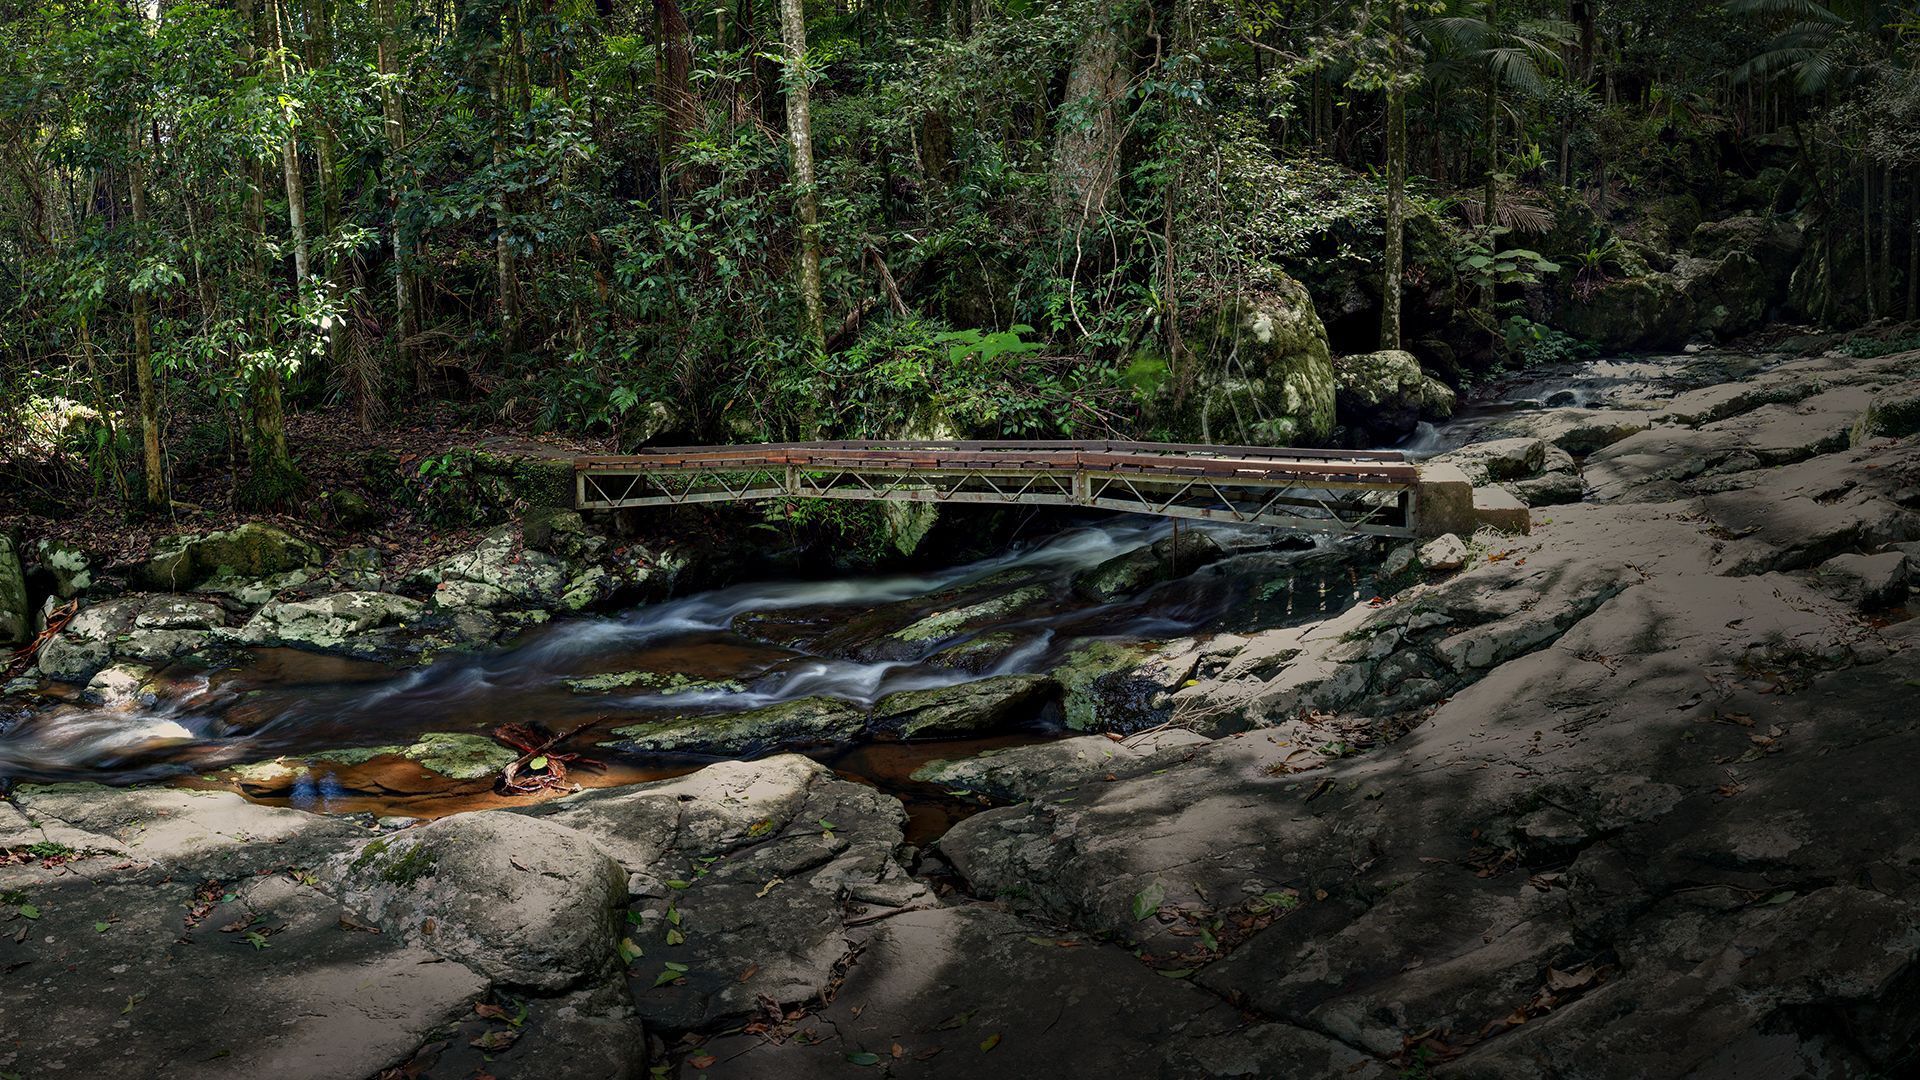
1412, 463, 1531, 538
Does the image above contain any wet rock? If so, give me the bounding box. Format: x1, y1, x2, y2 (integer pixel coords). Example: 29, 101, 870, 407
870, 674, 1058, 739
236, 590, 425, 649
889, 584, 1049, 645
1073, 532, 1224, 603
327, 545, 385, 591
1815, 551, 1909, 610
924, 630, 1027, 672
135, 522, 324, 592
326, 812, 629, 993
1417, 533, 1467, 573
912, 728, 1210, 802
565, 670, 745, 696
0, 534, 26, 646
36, 595, 227, 683
1333, 348, 1456, 442
605, 695, 867, 755
1050, 639, 1161, 731
81, 660, 156, 707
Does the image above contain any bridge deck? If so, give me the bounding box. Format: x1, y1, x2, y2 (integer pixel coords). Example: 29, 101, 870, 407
575, 440, 1421, 537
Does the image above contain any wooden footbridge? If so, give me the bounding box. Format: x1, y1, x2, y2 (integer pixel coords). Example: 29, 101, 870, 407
571, 440, 1503, 539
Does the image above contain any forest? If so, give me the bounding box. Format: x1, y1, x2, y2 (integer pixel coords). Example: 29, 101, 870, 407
2, 0, 1914, 527
8, 1, 1920, 1077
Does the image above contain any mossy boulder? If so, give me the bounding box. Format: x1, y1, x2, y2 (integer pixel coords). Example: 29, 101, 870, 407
1072, 532, 1225, 604
1051, 640, 1159, 731
1852, 386, 1920, 446
605, 696, 867, 755
1559, 276, 1690, 352
1333, 349, 1456, 443
36, 596, 227, 682
135, 523, 323, 592
29, 538, 93, 600
0, 536, 27, 646
564, 670, 745, 696
1176, 276, 1338, 446
870, 674, 1059, 739
237, 591, 425, 649
889, 585, 1050, 646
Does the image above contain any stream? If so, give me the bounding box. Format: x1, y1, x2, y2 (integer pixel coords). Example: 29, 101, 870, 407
0, 349, 1731, 841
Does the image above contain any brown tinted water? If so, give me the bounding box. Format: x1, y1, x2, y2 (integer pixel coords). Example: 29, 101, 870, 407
1, 520, 1378, 843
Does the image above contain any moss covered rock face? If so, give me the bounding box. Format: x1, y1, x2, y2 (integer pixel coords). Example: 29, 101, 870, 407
1181, 276, 1337, 446
135, 523, 323, 592
0, 536, 27, 646
1333, 349, 1456, 443
1560, 276, 1691, 352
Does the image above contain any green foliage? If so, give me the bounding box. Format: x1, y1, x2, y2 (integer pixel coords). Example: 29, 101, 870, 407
1502, 316, 1597, 368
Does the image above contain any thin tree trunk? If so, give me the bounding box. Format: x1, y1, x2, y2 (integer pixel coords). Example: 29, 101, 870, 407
778, 0, 826, 349
1907, 168, 1917, 320
654, 0, 696, 199
1380, 0, 1407, 352
1051, 0, 1129, 225
1880, 164, 1894, 318
272, 0, 311, 289
128, 117, 167, 512
494, 8, 519, 352
376, 0, 423, 388
1865, 167, 1877, 321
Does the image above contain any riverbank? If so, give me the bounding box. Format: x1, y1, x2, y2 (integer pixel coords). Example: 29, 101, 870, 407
4, 341, 1919, 1078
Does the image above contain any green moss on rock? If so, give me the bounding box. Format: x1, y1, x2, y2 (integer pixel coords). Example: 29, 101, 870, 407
606, 696, 867, 755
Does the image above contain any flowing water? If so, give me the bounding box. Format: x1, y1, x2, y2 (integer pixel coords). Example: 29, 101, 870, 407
0, 518, 1379, 839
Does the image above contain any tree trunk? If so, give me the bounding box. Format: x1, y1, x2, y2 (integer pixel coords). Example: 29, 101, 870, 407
654, 0, 697, 199
1907, 168, 1916, 321
494, 8, 520, 353
1864, 167, 1877, 321
1380, 0, 1407, 351
272, 0, 311, 289
376, 0, 422, 388
778, 0, 826, 349
1051, 0, 1130, 227
127, 0, 167, 513
128, 119, 167, 512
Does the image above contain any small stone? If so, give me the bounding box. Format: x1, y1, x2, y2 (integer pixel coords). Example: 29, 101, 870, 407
1418, 534, 1468, 573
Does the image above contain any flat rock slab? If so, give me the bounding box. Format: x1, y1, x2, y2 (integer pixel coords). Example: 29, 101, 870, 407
0, 866, 484, 1080
688, 905, 1376, 1079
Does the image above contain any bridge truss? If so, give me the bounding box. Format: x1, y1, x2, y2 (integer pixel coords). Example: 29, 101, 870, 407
575, 441, 1420, 538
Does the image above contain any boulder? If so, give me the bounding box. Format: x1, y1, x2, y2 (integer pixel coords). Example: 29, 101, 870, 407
29, 538, 93, 599
81, 660, 155, 707
1851, 384, 1920, 446
135, 522, 323, 592
1073, 531, 1224, 603
0, 535, 26, 646
1052, 639, 1197, 733
1184, 276, 1338, 446
604, 695, 868, 755
326, 812, 629, 993
36, 595, 227, 683
1333, 349, 1456, 442
870, 674, 1059, 739
1417, 533, 1468, 573
1559, 275, 1690, 352
1815, 552, 1908, 610
1434, 437, 1550, 484
236, 590, 424, 649
411, 526, 571, 610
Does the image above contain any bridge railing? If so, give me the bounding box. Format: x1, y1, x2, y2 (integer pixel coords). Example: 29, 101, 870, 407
573, 440, 1420, 538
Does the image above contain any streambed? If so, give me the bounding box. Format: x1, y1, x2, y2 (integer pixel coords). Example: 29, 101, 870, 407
0, 518, 1378, 840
